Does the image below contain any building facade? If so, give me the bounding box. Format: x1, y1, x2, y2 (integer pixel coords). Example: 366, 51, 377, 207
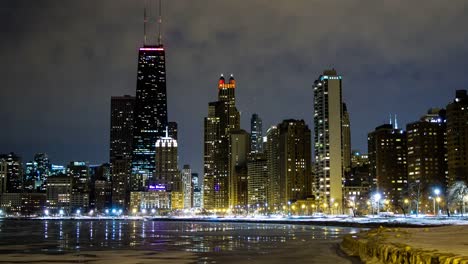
203, 75, 240, 210
446, 90, 468, 185
131, 45, 168, 191
228, 130, 250, 208
313, 69, 344, 210
406, 109, 447, 206
368, 124, 407, 206
250, 113, 263, 154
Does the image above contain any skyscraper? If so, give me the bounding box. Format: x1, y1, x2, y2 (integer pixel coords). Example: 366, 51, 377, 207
407, 109, 447, 202
228, 129, 250, 208
368, 124, 407, 205
313, 69, 344, 209
110, 95, 135, 163
154, 129, 178, 191
203, 75, 241, 210
342, 103, 352, 172
250, 114, 263, 154
266, 126, 280, 208
446, 90, 468, 184
0, 153, 23, 193
277, 120, 312, 205
247, 153, 268, 207
131, 4, 169, 192
181, 165, 192, 209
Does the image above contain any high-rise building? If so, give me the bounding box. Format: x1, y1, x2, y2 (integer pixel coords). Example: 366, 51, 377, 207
181, 165, 192, 209
407, 109, 447, 202
110, 95, 135, 163
131, 3, 169, 192
277, 120, 312, 205
228, 130, 250, 208
46, 175, 72, 213
446, 90, 468, 184
313, 69, 344, 209
111, 158, 131, 210
154, 130, 178, 191
266, 126, 280, 208
0, 153, 23, 193
342, 103, 352, 172
250, 114, 263, 154
168, 121, 178, 140
67, 162, 90, 211
368, 123, 407, 205
247, 153, 268, 207
0, 160, 7, 194
203, 75, 240, 210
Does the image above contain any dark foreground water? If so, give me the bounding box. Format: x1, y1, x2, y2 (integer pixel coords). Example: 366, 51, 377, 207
0, 219, 362, 263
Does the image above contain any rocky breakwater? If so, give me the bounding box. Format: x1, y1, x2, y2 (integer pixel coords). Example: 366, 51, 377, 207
341, 225, 468, 264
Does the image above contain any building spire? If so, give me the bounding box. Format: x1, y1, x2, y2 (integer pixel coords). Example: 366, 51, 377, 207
389, 113, 392, 125
143, 0, 148, 45
165, 126, 169, 138
394, 114, 398, 129
158, 0, 163, 45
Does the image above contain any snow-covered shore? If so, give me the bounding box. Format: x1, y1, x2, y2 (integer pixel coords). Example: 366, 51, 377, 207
341, 226, 468, 263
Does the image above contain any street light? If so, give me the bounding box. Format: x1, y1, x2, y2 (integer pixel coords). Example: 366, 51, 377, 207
374, 193, 381, 217
434, 188, 441, 216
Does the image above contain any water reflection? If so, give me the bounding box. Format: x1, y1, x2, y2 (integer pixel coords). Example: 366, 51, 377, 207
1, 220, 361, 257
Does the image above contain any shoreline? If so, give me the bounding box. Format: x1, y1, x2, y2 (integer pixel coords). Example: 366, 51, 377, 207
1, 216, 463, 228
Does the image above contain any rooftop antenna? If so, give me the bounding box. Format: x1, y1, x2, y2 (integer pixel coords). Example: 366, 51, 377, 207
143, 0, 148, 45
389, 113, 392, 125
158, 0, 163, 45
165, 126, 169, 138
394, 114, 398, 129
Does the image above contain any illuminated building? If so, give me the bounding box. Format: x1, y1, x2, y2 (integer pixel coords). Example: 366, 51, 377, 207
247, 153, 268, 207
24, 153, 51, 193
111, 159, 130, 210
313, 69, 344, 211
181, 165, 192, 209
266, 126, 280, 207
46, 175, 72, 212
131, 3, 169, 192
368, 123, 407, 205
203, 74, 240, 210
250, 114, 263, 154
277, 120, 312, 205
130, 190, 171, 213
154, 129, 178, 191
0, 160, 6, 194
342, 103, 352, 173
446, 90, 468, 184
0, 153, 23, 193
407, 109, 447, 206
67, 162, 90, 211
228, 129, 250, 208
110, 95, 135, 163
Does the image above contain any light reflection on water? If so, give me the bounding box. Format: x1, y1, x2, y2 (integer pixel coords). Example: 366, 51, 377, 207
0, 219, 361, 263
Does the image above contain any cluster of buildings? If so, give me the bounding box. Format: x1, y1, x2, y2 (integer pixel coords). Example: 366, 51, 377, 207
1, 6, 468, 217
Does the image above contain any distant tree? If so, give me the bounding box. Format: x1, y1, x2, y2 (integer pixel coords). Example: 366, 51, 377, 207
447, 181, 468, 216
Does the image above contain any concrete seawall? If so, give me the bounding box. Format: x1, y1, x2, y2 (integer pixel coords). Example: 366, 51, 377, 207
341, 226, 468, 264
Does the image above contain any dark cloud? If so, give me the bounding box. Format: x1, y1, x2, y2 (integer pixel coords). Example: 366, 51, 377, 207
1, 0, 467, 174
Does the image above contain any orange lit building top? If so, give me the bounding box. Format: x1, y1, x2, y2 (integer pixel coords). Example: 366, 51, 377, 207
218, 74, 236, 89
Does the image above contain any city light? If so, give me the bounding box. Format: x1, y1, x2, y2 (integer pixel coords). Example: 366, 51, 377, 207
76, 209, 81, 215
44, 209, 49, 216
59, 209, 64, 216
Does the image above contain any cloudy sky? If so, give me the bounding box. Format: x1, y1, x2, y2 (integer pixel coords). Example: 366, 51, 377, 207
1, 0, 467, 174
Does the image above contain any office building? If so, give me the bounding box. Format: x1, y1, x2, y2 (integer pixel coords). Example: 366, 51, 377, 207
250, 114, 263, 154
228, 129, 250, 208
247, 153, 268, 207
203, 75, 240, 210
407, 109, 447, 204
266, 126, 280, 208
110, 95, 135, 163
313, 69, 344, 209
368, 123, 407, 205
446, 90, 468, 184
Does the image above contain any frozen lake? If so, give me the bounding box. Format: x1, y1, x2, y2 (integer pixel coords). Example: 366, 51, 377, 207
0, 219, 362, 263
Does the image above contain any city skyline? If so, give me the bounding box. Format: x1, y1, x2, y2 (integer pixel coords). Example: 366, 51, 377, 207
1, 1, 466, 175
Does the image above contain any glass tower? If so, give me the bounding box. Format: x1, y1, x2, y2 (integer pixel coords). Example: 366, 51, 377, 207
131, 45, 168, 191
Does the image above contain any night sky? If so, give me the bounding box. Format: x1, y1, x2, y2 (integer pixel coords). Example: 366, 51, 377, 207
1, 1, 467, 175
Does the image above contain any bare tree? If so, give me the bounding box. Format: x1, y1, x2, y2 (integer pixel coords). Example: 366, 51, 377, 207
447, 181, 468, 216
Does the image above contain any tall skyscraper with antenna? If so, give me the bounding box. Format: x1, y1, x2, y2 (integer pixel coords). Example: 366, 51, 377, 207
131, 0, 169, 191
